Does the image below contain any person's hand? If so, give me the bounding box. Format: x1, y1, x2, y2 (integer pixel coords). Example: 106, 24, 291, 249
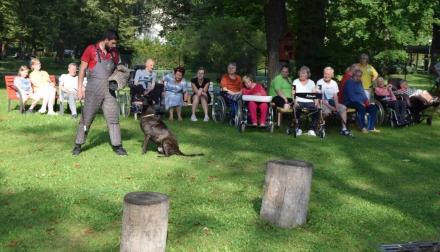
255, 93, 261, 96
77, 87, 84, 100
364, 100, 370, 106
183, 101, 188, 107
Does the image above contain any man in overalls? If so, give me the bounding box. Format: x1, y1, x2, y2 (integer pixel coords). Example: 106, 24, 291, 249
72, 29, 127, 156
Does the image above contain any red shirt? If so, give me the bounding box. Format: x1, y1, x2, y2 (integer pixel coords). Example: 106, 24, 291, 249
81, 42, 119, 70
242, 83, 267, 96
339, 73, 352, 104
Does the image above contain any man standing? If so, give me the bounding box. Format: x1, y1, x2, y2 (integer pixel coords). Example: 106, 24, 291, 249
72, 29, 127, 156
317, 67, 354, 137
59, 63, 79, 119
343, 69, 380, 134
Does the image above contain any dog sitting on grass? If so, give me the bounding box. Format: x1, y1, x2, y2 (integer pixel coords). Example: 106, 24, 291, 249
140, 94, 204, 157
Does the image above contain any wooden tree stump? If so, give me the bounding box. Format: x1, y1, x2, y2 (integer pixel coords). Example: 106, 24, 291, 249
120, 191, 170, 252
260, 159, 313, 228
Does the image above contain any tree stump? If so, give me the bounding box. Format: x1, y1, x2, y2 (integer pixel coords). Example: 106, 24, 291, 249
120, 191, 170, 252
260, 159, 313, 228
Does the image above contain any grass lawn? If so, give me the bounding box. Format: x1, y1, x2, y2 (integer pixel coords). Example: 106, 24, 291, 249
1, 64, 440, 251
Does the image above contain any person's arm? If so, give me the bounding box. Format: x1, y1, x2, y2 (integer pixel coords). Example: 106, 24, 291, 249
77, 60, 88, 100
191, 81, 199, 96
59, 75, 72, 94
371, 66, 379, 82
220, 75, 228, 92
203, 79, 210, 94
133, 70, 140, 86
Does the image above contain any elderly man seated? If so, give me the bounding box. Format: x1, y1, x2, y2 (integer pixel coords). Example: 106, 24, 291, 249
317, 67, 354, 137
342, 69, 380, 133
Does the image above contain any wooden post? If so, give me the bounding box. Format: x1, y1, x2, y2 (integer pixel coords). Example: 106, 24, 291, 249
120, 191, 170, 252
260, 159, 313, 228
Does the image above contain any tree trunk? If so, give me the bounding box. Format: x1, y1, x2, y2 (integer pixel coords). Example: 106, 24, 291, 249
264, 0, 289, 87
295, 0, 328, 82
260, 159, 313, 228
55, 38, 65, 64
120, 191, 170, 252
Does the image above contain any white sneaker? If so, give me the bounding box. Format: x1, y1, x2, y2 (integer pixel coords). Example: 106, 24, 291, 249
190, 115, 198, 122
203, 115, 209, 122
307, 130, 316, 136
296, 129, 302, 136
47, 111, 58, 116
38, 109, 47, 114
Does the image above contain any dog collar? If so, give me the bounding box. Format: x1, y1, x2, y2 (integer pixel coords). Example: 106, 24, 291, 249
142, 114, 156, 118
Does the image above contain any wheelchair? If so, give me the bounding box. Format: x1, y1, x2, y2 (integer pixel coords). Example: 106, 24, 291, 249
236, 95, 275, 133
120, 66, 165, 120
211, 91, 242, 129
286, 85, 325, 139
373, 95, 411, 128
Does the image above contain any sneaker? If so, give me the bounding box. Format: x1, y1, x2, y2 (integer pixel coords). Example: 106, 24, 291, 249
71, 114, 77, 119
190, 115, 198, 122
72, 144, 81, 155
360, 127, 368, 133
47, 111, 58, 116
341, 129, 354, 137
27, 109, 34, 114
21, 110, 26, 115
296, 129, 302, 136
114, 146, 128, 156
38, 109, 47, 114
307, 130, 316, 136
203, 115, 209, 122
368, 128, 381, 133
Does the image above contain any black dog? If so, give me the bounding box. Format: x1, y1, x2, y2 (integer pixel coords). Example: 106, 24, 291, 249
140, 95, 204, 157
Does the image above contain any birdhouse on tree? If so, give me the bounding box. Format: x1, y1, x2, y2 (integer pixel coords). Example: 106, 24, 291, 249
279, 30, 295, 61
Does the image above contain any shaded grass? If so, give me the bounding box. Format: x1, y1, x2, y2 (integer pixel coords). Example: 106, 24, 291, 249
0, 72, 440, 251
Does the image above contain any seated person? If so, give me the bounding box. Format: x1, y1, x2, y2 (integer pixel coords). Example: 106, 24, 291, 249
342, 69, 380, 133
29, 58, 57, 115
242, 74, 268, 127
375, 77, 407, 125
269, 65, 292, 109
317, 67, 354, 137
292, 66, 319, 136
14, 65, 40, 114
59, 63, 79, 119
133, 59, 160, 103
190, 67, 211, 122
220, 62, 242, 101
161, 67, 188, 121
393, 79, 439, 105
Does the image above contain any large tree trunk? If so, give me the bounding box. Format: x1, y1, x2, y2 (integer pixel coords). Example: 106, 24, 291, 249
55, 37, 65, 64
295, 0, 328, 82
264, 0, 289, 87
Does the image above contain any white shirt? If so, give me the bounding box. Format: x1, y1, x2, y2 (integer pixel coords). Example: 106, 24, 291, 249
316, 78, 339, 102
293, 79, 316, 103
59, 74, 78, 91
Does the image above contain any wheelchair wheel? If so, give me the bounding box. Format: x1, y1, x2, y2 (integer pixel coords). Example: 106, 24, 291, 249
372, 100, 385, 125
240, 123, 245, 133
120, 92, 131, 118
212, 96, 226, 123
427, 116, 432, 126
235, 99, 243, 130
293, 123, 299, 138
269, 122, 274, 134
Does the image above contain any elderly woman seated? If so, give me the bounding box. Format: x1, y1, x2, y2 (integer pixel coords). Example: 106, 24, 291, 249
242, 74, 268, 126
393, 79, 439, 105
375, 77, 407, 125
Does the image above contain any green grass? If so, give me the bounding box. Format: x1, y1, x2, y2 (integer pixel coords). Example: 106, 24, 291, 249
1, 66, 440, 251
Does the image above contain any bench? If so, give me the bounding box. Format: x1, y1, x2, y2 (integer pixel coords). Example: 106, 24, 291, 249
4, 75, 58, 113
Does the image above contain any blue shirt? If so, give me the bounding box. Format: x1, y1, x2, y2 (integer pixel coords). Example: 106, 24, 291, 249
342, 77, 368, 105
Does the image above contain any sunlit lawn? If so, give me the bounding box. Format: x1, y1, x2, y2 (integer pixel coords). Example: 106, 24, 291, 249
1, 68, 439, 251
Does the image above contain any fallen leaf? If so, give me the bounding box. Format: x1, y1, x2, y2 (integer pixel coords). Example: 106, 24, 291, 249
203, 227, 209, 231
84, 229, 93, 234
105, 170, 109, 174
190, 177, 196, 181
52, 162, 57, 165
46, 228, 55, 232
56, 205, 61, 208
80, 197, 87, 200
365, 230, 371, 233
178, 239, 182, 244
193, 222, 201, 226
170, 188, 177, 191
75, 164, 81, 168
205, 232, 211, 235
31, 208, 37, 212
208, 178, 213, 182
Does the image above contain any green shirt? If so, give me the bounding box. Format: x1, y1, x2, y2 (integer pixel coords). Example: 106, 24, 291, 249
269, 74, 292, 98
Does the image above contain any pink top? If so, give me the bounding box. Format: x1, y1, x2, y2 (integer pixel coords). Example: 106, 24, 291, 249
242, 83, 266, 96
375, 87, 396, 101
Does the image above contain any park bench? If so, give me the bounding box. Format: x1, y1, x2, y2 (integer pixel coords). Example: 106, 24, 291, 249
4, 75, 58, 113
